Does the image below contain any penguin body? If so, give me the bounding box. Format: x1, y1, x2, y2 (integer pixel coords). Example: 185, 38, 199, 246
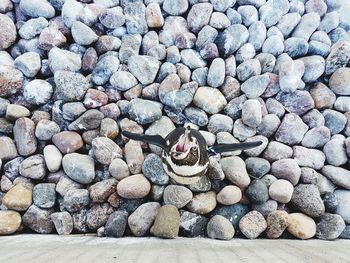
122, 127, 262, 185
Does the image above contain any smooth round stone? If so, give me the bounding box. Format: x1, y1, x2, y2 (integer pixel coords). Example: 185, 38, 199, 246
220, 156, 250, 188
0, 137, 18, 161
43, 145, 62, 173
260, 174, 278, 188
105, 210, 129, 238
293, 146, 325, 170
125, 139, 144, 174
334, 190, 350, 224
269, 179, 294, 203
323, 109, 347, 135
86, 203, 114, 230
52, 131, 83, 154
92, 137, 123, 165
329, 67, 350, 95
19, 0, 55, 18
68, 109, 104, 131
263, 142, 293, 162
184, 107, 208, 127
321, 166, 350, 190
245, 157, 271, 179
49, 47, 81, 73
217, 185, 242, 205
207, 215, 235, 240
34, 120, 60, 141
300, 167, 318, 185
128, 98, 162, 125
207, 58, 225, 88
187, 3, 213, 33
128, 202, 160, 237
233, 119, 257, 141
0, 65, 23, 97
297, 56, 325, 83
20, 154, 46, 180
334, 97, 350, 112
193, 86, 227, 114
244, 135, 269, 157
0, 211, 22, 235
109, 158, 130, 180
51, 212, 73, 235
239, 211, 267, 239
246, 180, 269, 205
62, 153, 95, 184
207, 114, 233, 134
316, 213, 346, 240
13, 117, 37, 157
63, 189, 90, 213
241, 99, 262, 128
91, 55, 119, 85
110, 71, 137, 91
323, 139, 347, 167
71, 21, 98, 45
14, 52, 41, 78
142, 153, 169, 185
275, 113, 308, 145
117, 174, 151, 199
186, 191, 217, 215
33, 183, 56, 209
128, 55, 160, 85
301, 126, 330, 148
0, 14, 17, 50
302, 109, 325, 128
271, 159, 301, 186
179, 210, 208, 237
2, 183, 33, 211
89, 178, 118, 203
22, 205, 54, 234
146, 3, 164, 28
276, 90, 314, 116
151, 204, 180, 239
215, 24, 249, 57
19, 17, 48, 40
163, 185, 193, 209
266, 210, 289, 239
24, 79, 53, 105
287, 213, 316, 240
291, 184, 325, 217
237, 59, 262, 82
54, 70, 89, 101
292, 12, 320, 41
256, 114, 280, 138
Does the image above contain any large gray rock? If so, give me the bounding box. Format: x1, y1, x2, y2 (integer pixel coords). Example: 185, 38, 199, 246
62, 153, 95, 184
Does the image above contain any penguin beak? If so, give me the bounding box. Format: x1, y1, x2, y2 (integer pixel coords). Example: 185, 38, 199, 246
175, 128, 191, 153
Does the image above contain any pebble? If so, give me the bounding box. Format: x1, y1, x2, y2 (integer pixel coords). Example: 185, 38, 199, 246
241, 99, 262, 128
109, 158, 130, 180
105, 210, 129, 238
271, 158, 301, 186
0, 137, 18, 161
179, 210, 208, 237
266, 210, 289, 239
110, 71, 137, 91
86, 203, 114, 230
207, 215, 235, 240
0, 14, 17, 50
207, 58, 225, 87
71, 21, 98, 45
275, 113, 308, 145
269, 179, 294, 203
239, 211, 267, 239
245, 157, 271, 178
276, 90, 314, 116
323, 138, 348, 167
0, 65, 23, 97
22, 205, 54, 234
187, 3, 213, 33
54, 70, 89, 102
287, 213, 316, 239
146, 3, 164, 28
244, 135, 269, 157
325, 41, 350, 75
33, 183, 56, 209
2, 183, 33, 211
92, 137, 123, 165
316, 213, 346, 240
163, 185, 193, 209
193, 86, 227, 115
68, 109, 104, 131
51, 212, 73, 235
0, 211, 22, 235
128, 55, 160, 85
323, 109, 347, 135
207, 114, 233, 134
334, 190, 350, 224
128, 202, 160, 237
292, 12, 320, 41
291, 184, 325, 217
48, 47, 81, 73
24, 80, 53, 105
297, 55, 325, 83
257, 114, 281, 138
117, 174, 151, 199
128, 98, 162, 125
309, 82, 336, 110
186, 191, 217, 215
233, 119, 257, 141
216, 24, 249, 57
293, 146, 325, 170
220, 156, 250, 188
246, 180, 269, 204
329, 67, 350, 95
216, 185, 242, 205
322, 192, 338, 213
62, 153, 95, 184
14, 52, 41, 78
89, 178, 117, 203
322, 166, 350, 190
92, 55, 119, 85
151, 205, 180, 238
142, 154, 169, 185
43, 145, 62, 173
63, 189, 90, 213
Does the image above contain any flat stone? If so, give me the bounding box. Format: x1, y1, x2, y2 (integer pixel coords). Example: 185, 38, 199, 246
2, 183, 33, 211
128, 202, 160, 237
290, 184, 325, 217
0, 211, 21, 235
22, 205, 54, 234
151, 204, 180, 239
62, 153, 95, 184
117, 174, 151, 199
288, 213, 316, 239
239, 211, 267, 239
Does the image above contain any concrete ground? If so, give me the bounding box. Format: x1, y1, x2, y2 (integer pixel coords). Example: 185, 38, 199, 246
0, 235, 349, 263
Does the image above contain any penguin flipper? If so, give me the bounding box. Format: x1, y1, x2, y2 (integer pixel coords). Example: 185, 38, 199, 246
208, 141, 263, 156
122, 131, 168, 151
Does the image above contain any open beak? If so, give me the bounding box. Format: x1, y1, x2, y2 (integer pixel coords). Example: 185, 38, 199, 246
176, 128, 191, 153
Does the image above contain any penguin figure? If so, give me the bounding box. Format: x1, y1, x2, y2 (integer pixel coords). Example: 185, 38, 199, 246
122, 127, 262, 185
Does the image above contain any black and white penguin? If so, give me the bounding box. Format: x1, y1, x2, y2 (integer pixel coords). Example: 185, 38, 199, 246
122, 127, 262, 185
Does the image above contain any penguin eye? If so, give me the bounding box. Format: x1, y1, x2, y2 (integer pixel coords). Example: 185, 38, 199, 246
192, 146, 198, 151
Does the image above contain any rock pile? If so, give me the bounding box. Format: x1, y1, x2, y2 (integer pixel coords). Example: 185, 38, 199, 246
0, 0, 350, 240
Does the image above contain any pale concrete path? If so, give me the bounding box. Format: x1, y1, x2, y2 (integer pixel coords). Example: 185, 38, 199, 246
0, 234, 349, 263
